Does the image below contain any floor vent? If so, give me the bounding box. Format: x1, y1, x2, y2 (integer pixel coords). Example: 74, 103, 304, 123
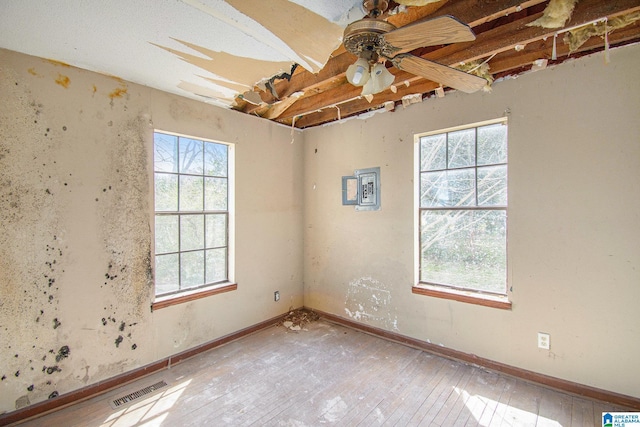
109, 380, 170, 410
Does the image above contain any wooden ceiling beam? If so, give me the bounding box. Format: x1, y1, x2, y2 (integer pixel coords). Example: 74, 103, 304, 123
430, 0, 547, 27
252, 49, 355, 107
384, 0, 449, 27
290, 79, 441, 128
489, 24, 640, 75
432, 0, 640, 67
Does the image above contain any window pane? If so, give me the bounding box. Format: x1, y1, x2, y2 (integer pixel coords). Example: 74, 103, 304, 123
420, 134, 446, 171
205, 177, 227, 211
181, 251, 205, 289
205, 142, 228, 177
179, 176, 203, 211
180, 214, 204, 251
448, 128, 475, 168
447, 169, 476, 206
420, 170, 475, 207
155, 253, 179, 295
420, 171, 446, 207
179, 138, 204, 174
420, 209, 506, 293
154, 133, 178, 173
206, 248, 227, 284
477, 123, 507, 165
478, 165, 507, 206
155, 215, 178, 254
206, 214, 227, 248
155, 173, 178, 211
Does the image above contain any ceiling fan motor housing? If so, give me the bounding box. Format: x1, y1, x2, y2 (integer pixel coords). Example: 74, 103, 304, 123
343, 18, 397, 62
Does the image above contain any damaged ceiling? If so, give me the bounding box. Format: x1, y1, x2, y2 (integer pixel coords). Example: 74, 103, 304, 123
1, 0, 639, 128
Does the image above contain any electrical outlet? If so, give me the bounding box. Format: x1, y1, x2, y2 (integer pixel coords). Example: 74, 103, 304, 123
538, 332, 550, 350
274, 291, 280, 302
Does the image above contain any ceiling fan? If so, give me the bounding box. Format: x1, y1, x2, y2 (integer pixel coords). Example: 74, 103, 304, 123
343, 0, 486, 96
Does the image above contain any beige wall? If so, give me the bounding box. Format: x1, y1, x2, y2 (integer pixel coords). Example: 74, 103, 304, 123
0, 48, 304, 413
303, 43, 640, 398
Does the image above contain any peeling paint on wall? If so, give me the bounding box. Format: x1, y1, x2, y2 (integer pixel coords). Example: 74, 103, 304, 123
344, 277, 399, 331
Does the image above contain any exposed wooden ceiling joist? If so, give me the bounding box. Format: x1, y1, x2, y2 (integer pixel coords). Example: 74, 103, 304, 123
232, 0, 640, 128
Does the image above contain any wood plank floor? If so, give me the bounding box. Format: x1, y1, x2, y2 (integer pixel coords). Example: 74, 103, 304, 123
17, 319, 632, 426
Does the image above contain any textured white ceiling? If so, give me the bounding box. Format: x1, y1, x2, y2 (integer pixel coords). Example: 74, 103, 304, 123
0, 0, 365, 107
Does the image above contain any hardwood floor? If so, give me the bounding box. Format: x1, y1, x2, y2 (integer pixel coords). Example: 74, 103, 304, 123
17, 319, 632, 426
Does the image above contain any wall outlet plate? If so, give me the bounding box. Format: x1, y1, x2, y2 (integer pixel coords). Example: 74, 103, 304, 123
538, 332, 550, 350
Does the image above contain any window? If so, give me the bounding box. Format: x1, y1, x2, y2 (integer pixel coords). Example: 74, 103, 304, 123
153, 131, 234, 301
416, 119, 507, 303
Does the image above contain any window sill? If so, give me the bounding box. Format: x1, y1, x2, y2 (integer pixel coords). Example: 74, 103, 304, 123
151, 283, 237, 311
412, 283, 511, 310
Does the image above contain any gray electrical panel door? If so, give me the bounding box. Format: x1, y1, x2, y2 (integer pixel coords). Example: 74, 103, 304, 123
342, 167, 380, 211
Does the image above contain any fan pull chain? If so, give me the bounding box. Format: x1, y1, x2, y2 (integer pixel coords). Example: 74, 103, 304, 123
335, 105, 341, 121
552, 33, 558, 60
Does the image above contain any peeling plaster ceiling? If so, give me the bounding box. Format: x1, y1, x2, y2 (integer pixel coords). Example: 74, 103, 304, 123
0, 0, 364, 108
2, 1, 640, 128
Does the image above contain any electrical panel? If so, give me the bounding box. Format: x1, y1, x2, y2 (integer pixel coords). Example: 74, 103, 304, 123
342, 167, 380, 211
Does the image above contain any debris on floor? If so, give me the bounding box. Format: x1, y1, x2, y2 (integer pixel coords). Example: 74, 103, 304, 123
280, 308, 320, 331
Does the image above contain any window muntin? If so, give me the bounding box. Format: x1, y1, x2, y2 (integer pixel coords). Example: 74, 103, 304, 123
418, 120, 507, 295
153, 131, 230, 298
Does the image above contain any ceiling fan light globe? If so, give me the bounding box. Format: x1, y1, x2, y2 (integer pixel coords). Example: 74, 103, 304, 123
362, 63, 395, 95
346, 58, 370, 86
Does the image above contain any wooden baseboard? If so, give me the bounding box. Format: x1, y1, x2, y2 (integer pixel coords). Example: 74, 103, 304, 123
0, 311, 289, 426
312, 308, 640, 410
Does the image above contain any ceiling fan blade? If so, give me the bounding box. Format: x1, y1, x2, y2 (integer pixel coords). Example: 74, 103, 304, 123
392, 54, 486, 93
381, 15, 476, 57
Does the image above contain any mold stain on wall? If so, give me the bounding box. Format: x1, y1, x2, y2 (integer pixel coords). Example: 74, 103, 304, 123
106, 77, 129, 108
0, 65, 70, 409
96, 114, 153, 347
55, 74, 70, 88
108, 87, 127, 100
1, 59, 151, 413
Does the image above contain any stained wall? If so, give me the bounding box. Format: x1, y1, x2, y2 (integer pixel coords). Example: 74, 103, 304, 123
0, 48, 304, 413
303, 43, 640, 398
